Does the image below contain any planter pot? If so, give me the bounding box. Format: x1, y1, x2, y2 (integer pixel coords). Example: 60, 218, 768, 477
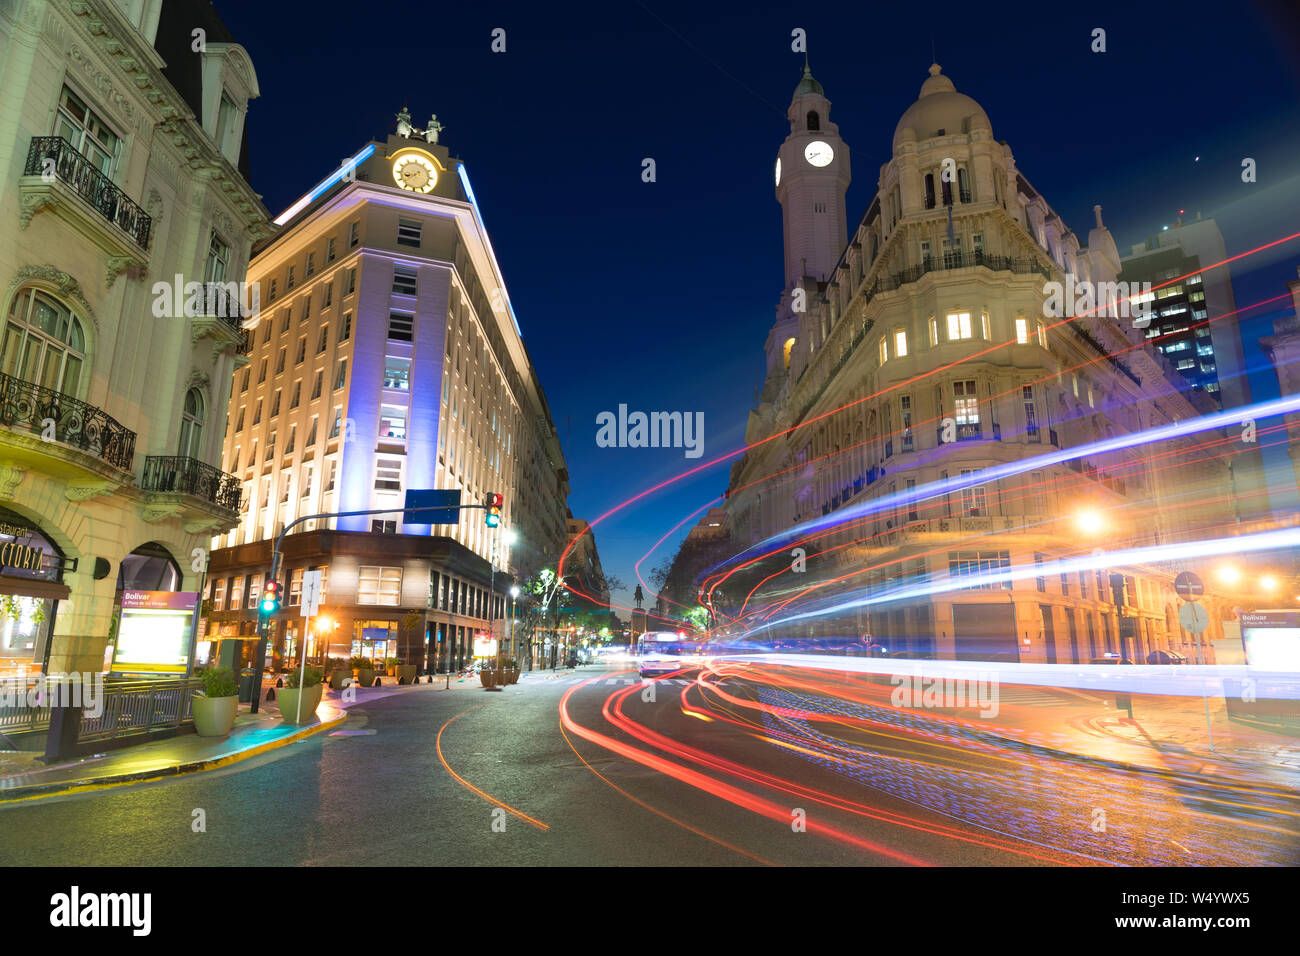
329, 669, 349, 690
279, 683, 324, 724
480, 668, 497, 689
396, 664, 417, 684
193, 694, 238, 737
358, 668, 375, 688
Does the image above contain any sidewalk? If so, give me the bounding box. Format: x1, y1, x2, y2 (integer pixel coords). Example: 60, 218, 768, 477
0, 668, 574, 802
971, 684, 1300, 788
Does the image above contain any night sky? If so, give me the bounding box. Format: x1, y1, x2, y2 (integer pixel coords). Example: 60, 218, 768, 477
214, 0, 1300, 614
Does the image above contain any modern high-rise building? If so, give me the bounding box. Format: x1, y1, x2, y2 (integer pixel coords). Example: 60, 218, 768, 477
722, 64, 1242, 665
1260, 266, 1300, 501
205, 122, 569, 673
0, 0, 267, 678
1118, 218, 1248, 410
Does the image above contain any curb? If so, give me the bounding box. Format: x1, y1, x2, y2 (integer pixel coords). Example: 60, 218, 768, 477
0, 707, 348, 804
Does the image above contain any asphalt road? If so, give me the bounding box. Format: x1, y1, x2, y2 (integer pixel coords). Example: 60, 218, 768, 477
0, 663, 1295, 866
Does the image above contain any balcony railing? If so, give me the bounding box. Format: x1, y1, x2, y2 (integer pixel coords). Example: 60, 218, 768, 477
0, 370, 136, 470
24, 137, 152, 249
141, 456, 242, 511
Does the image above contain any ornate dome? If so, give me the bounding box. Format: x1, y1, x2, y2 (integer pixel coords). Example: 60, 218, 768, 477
892, 64, 991, 148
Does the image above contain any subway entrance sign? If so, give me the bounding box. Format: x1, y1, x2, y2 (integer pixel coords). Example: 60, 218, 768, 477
402, 489, 461, 525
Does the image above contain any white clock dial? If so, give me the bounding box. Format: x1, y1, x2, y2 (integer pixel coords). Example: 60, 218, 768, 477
392, 154, 437, 193
775, 157, 781, 186
804, 140, 833, 167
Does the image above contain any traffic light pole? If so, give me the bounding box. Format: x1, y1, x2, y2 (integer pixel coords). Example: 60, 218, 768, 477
249, 501, 494, 713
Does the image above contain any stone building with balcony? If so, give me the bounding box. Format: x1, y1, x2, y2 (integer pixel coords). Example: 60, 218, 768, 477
721, 64, 1238, 665
0, 0, 269, 676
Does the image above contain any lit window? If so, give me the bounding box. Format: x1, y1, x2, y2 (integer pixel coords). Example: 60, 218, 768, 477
894, 329, 908, 358
981, 312, 990, 340
358, 566, 402, 605
929, 317, 939, 346
392, 266, 417, 296
375, 457, 403, 491
1015, 317, 1029, 344
946, 311, 973, 340
879, 338, 888, 365
379, 404, 407, 440
1036, 322, 1047, 348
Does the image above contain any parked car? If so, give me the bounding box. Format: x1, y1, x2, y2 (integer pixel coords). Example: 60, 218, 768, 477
1146, 649, 1189, 665
1089, 656, 1135, 665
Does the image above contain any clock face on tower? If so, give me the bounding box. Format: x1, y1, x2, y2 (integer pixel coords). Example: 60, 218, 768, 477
804, 141, 834, 167
775, 157, 782, 186
392, 153, 438, 193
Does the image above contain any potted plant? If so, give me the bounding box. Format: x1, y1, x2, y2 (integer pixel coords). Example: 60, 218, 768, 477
279, 666, 324, 724
327, 657, 349, 690
351, 655, 374, 688
192, 667, 239, 737
480, 663, 497, 689
384, 656, 400, 677
394, 659, 417, 684
503, 657, 520, 684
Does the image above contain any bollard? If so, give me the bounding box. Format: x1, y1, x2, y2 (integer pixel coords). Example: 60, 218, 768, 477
275, 677, 284, 688
373, 677, 381, 687
266, 687, 276, 701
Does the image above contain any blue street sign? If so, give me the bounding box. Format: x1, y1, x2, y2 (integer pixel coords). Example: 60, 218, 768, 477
403, 489, 461, 525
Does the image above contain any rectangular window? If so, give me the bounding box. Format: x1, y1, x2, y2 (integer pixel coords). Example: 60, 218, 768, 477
954, 380, 979, 426
879, 337, 888, 365
317, 327, 329, 354
311, 370, 323, 400
397, 218, 422, 247
301, 294, 311, 322
334, 359, 347, 391
375, 457, 403, 491
295, 337, 306, 365
329, 406, 342, 439
268, 278, 278, 302
905, 478, 918, 521
346, 268, 357, 295
264, 432, 275, 460
305, 418, 318, 448
379, 404, 407, 440
959, 468, 987, 516
306, 252, 316, 277
325, 457, 337, 492
946, 311, 973, 340
246, 575, 260, 610
275, 348, 286, 374
284, 426, 295, 455
300, 463, 313, 498
388, 312, 414, 341
289, 568, 304, 606
371, 519, 397, 534
929, 316, 939, 347
981, 312, 991, 340
270, 390, 281, 418
392, 266, 418, 296
55, 86, 121, 176
1022, 385, 1039, 440
894, 329, 908, 358
327, 237, 337, 262
213, 578, 226, 610
948, 551, 1011, 590
323, 282, 333, 308
383, 355, 411, 390
1036, 322, 1047, 348
258, 359, 268, 384
348, 221, 360, 248
340, 312, 352, 341
280, 309, 290, 333
289, 381, 301, 409
229, 575, 244, 610
286, 266, 296, 291
240, 369, 250, 393
235, 406, 246, 432
1015, 317, 1030, 344
358, 566, 403, 606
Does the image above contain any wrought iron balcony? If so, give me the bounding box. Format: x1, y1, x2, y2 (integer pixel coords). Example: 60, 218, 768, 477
0, 370, 136, 470
141, 456, 242, 511
24, 137, 151, 249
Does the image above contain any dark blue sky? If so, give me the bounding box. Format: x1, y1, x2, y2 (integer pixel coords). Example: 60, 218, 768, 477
216, 0, 1300, 613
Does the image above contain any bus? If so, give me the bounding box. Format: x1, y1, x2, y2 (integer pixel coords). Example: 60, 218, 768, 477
635, 630, 704, 678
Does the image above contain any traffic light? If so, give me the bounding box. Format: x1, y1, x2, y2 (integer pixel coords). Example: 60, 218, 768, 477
258, 577, 281, 636
485, 492, 502, 528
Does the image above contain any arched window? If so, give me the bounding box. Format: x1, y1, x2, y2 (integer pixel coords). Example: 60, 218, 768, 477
178, 388, 205, 459
924, 173, 936, 209
783, 337, 796, 369
806, 111, 820, 131
1, 289, 86, 394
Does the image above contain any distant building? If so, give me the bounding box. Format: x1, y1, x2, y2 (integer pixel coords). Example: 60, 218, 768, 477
1260, 266, 1300, 499
206, 123, 569, 673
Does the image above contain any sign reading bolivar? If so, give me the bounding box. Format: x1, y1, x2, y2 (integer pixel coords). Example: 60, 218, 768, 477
0, 539, 44, 572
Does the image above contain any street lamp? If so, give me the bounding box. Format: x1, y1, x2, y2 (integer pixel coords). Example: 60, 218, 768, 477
509, 585, 520, 658
1074, 507, 1106, 537
1216, 564, 1242, 587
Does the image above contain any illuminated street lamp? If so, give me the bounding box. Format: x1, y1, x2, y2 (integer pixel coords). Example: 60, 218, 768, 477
1216, 565, 1243, 587
1074, 508, 1106, 537
1259, 575, 1279, 594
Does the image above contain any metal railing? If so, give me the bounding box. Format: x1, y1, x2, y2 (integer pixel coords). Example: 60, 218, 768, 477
24, 136, 152, 249
0, 676, 52, 735
78, 678, 200, 744
0, 369, 137, 470
141, 456, 242, 511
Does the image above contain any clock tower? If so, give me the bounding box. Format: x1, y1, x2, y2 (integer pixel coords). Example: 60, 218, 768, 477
764, 65, 851, 384
775, 65, 851, 291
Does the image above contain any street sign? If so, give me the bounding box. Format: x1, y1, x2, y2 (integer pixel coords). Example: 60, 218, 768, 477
403, 489, 461, 525
301, 569, 322, 618
1178, 601, 1210, 634
1173, 571, 1205, 601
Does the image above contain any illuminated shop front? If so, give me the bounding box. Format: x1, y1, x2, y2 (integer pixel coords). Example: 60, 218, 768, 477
0, 509, 67, 679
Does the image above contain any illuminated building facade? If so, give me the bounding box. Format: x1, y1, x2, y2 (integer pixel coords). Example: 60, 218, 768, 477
723, 64, 1240, 664
206, 125, 569, 671
1260, 267, 1300, 499
0, 0, 266, 676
